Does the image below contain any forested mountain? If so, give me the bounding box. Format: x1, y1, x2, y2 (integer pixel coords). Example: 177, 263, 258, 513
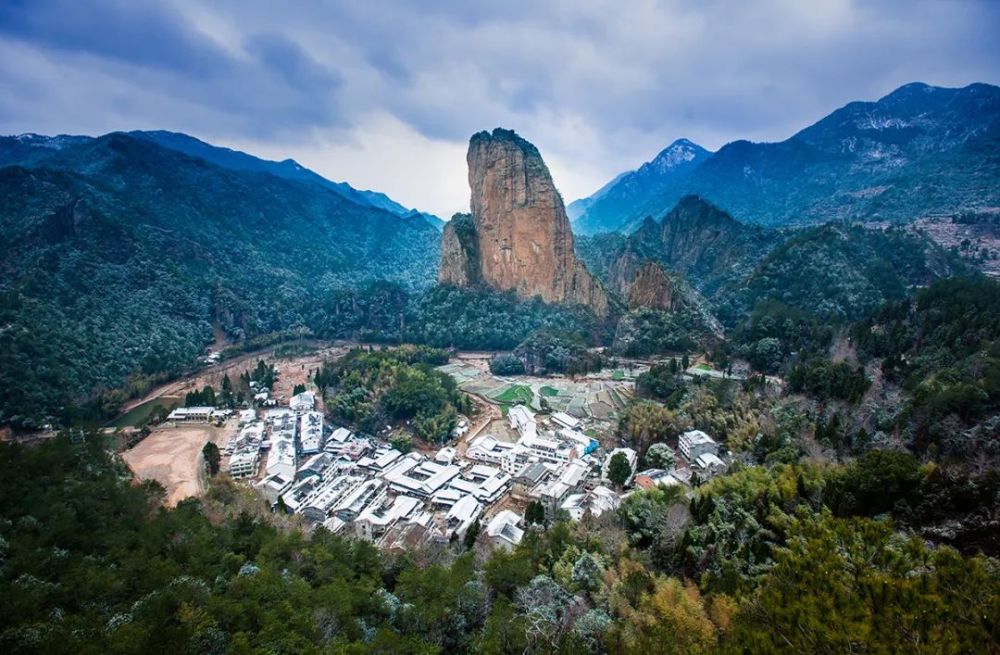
571, 82, 1000, 233
570, 139, 711, 234
0, 133, 441, 429
577, 195, 966, 328
1, 131, 444, 229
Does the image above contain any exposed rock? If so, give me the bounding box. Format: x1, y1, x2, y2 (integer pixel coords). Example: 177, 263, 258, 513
627, 261, 677, 310
438, 213, 479, 287
440, 128, 608, 316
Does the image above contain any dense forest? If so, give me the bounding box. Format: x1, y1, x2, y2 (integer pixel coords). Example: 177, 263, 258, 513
314, 345, 470, 444
0, 435, 994, 654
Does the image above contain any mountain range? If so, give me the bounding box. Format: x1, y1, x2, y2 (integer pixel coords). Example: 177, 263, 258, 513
0, 131, 441, 429
2, 130, 445, 230
571, 82, 1000, 234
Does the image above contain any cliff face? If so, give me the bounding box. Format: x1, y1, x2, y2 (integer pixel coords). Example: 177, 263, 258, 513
627, 261, 676, 310
438, 213, 479, 287
440, 128, 608, 316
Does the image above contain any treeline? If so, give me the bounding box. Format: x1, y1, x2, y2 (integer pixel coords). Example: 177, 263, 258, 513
0, 436, 995, 654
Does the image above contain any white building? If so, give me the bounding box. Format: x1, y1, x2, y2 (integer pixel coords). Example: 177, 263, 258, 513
265, 436, 297, 480
693, 452, 727, 479
299, 411, 324, 455
507, 405, 537, 440
167, 406, 215, 422
485, 510, 524, 550
551, 412, 580, 430
228, 450, 259, 479
290, 391, 316, 414
445, 495, 482, 539
561, 485, 620, 521
678, 430, 718, 461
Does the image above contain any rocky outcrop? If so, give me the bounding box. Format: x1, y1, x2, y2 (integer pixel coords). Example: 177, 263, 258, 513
627, 261, 677, 310
438, 213, 479, 287
439, 128, 608, 316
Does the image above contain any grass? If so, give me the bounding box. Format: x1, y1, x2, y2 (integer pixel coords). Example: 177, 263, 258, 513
611, 370, 625, 380
539, 386, 559, 397
108, 396, 181, 428
495, 384, 534, 405
696, 363, 715, 371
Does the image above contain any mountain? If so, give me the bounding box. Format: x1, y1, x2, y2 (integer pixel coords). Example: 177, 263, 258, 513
1, 130, 444, 230
0, 132, 441, 430
130, 131, 444, 229
439, 128, 609, 316
572, 83, 1000, 233
577, 195, 965, 326
571, 139, 711, 234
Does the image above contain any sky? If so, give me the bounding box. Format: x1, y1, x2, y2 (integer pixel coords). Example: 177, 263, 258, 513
0, 0, 997, 218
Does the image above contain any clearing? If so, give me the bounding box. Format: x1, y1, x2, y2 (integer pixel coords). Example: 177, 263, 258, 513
122, 421, 228, 506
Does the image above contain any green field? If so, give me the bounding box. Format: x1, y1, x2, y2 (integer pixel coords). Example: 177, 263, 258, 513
539, 386, 559, 397
696, 362, 715, 371
611, 370, 625, 380
494, 384, 534, 405
108, 396, 181, 428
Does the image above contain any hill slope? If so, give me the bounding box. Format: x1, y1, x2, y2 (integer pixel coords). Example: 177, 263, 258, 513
0, 133, 440, 429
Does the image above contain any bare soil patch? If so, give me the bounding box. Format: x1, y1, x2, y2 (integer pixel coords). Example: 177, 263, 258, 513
122, 421, 229, 506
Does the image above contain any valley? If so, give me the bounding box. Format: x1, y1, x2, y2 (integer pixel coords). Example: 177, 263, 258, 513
0, 62, 997, 654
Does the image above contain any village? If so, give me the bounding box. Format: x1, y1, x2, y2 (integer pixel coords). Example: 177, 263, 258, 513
163, 352, 732, 553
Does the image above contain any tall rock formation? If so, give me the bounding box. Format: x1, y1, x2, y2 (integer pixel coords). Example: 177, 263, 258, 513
439, 128, 609, 316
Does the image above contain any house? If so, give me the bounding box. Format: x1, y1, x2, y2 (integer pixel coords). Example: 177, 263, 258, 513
561, 485, 620, 521
558, 428, 598, 455
693, 452, 727, 479
467, 434, 520, 470
485, 510, 524, 550
256, 472, 293, 506
354, 494, 422, 541
329, 426, 352, 443
298, 411, 324, 455
511, 462, 549, 499
290, 391, 316, 414
228, 450, 259, 479
537, 460, 590, 512
678, 430, 717, 461
381, 453, 461, 498
445, 495, 482, 539
167, 406, 215, 422
551, 412, 580, 430
299, 475, 362, 524
602, 447, 638, 485
238, 409, 257, 426
435, 446, 457, 465
265, 436, 297, 480
296, 452, 333, 481
507, 405, 537, 440
633, 468, 685, 490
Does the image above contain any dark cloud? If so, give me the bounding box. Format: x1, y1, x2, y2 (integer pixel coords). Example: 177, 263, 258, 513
0, 0, 997, 213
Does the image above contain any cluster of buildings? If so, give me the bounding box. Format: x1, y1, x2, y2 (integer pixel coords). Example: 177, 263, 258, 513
219, 386, 728, 553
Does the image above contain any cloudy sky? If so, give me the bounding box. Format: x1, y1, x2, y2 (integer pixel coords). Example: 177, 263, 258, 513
1, 0, 997, 217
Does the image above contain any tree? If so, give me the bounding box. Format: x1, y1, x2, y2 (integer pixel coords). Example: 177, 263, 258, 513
464, 518, 481, 549
292, 383, 307, 395
202, 441, 221, 475
389, 432, 413, 454
645, 443, 676, 469
489, 353, 525, 375
608, 452, 633, 487
681, 353, 690, 370
525, 500, 546, 526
